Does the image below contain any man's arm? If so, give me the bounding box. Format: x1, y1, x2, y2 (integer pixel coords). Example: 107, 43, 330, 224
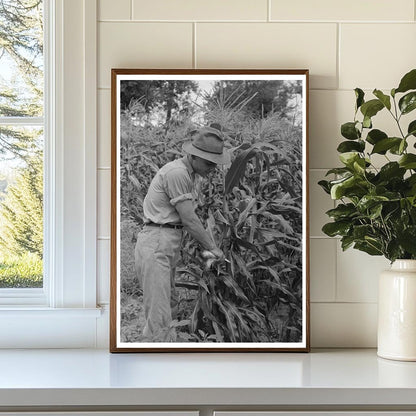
175, 199, 223, 258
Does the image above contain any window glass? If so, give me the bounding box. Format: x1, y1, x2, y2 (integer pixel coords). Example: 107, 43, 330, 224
0, 0, 44, 289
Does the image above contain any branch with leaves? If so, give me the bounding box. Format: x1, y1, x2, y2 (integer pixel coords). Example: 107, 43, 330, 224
319, 69, 416, 262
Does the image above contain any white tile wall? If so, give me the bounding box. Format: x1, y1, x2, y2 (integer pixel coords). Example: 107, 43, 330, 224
98, 89, 111, 168
311, 303, 378, 347
98, 22, 193, 89
132, 0, 268, 21
97, 239, 110, 305
336, 247, 390, 303
98, 169, 111, 239
340, 24, 416, 90
310, 239, 336, 302
309, 90, 354, 169
99, 0, 131, 21
196, 23, 338, 89
96, 0, 416, 348
270, 0, 415, 22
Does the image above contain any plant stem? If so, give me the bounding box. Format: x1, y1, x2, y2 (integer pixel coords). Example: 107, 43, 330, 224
390, 97, 406, 139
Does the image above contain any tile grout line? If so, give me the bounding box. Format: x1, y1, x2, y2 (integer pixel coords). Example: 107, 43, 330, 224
311, 301, 378, 305
336, 22, 340, 90
193, 22, 197, 69
130, 0, 133, 20
98, 19, 415, 24
267, 0, 271, 22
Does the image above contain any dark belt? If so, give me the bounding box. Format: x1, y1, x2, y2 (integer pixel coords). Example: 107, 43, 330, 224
145, 221, 183, 229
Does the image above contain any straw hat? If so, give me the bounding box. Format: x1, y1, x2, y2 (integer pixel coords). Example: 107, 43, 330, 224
182, 127, 230, 165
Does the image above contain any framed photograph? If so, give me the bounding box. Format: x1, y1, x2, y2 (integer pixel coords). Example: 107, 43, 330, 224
110, 69, 310, 352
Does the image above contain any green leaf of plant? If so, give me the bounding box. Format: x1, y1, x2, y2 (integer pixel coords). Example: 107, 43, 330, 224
341, 122, 361, 140
369, 203, 383, 220
330, 175, 359, 199
326, 203, 357, 220
357, 195, 389, 213
355, 88, 365, 110
354, 157, 368, 172
360, 99, 384, 119
377, 162, 406, 181
399, 154, 416, 169
371, 137, 402, 154
322, 221, 351, 237
389, 139, 408, 155
386, 240, 402, 263
395, 69, 416, 94
325, 168, 353, 177
399, 91, 416, 115
337, 140, 365, 153
362, 116, 372, 129
352, 224, 374, 240
341, 235, 355, 251
408, 120, 416, 137
353, 241, 383, 256
398, 227, 416, 255
318, 180, 331, 194
373, 89, 391, 110
366, 129, 387, 145
339, 151, 360, 166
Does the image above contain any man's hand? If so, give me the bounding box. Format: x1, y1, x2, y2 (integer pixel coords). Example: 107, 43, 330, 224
209, 247, 225, 262
202, 248, 225, 261
202, 248, 225, 270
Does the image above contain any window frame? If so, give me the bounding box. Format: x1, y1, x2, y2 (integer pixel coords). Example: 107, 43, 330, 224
0, 0, 100, 348
0, 1, 49, 305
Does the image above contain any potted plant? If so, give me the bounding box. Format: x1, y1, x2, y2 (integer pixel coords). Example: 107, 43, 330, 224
319, 68, 416, 361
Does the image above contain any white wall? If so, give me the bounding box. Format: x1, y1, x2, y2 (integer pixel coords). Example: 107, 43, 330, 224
96, 0, 416, 348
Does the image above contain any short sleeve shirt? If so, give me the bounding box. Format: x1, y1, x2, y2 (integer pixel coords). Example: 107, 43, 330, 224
142, 156, 196, 224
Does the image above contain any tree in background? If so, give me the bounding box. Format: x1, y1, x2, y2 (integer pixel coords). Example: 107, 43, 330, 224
120, 80, 198, 126
0, 154, 43, 257
0, 0, 43, 160
206, 80, 302, 120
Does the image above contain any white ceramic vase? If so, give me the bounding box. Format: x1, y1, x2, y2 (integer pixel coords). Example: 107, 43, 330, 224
378, 259, 416, 361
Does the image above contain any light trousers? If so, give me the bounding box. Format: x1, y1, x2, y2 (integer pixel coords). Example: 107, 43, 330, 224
134, 226, 182, 341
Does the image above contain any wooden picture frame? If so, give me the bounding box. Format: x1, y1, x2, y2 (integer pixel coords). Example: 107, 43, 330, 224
110, 69, 310, 352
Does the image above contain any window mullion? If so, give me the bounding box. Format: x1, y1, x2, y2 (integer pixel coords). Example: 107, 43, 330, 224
0, 117, 44, 126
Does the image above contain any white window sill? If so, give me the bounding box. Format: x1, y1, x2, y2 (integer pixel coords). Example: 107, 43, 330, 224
0, 306, 102, 317
0, 307, 104, 348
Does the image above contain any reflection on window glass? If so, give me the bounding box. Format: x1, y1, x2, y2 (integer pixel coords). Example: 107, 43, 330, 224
0, 0, 44, 289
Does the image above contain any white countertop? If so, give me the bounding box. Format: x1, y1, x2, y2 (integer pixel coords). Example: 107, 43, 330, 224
0, 348, 416, 408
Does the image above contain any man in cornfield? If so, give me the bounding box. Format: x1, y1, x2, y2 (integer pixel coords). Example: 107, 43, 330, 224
135, 126, 229, 341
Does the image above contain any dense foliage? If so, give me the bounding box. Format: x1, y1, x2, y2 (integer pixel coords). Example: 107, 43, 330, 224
120, 80, 304, 343
0, 155, 43, 258
319, 69, 416, 262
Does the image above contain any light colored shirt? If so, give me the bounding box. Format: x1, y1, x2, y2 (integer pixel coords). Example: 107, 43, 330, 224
143, 156, 196, 224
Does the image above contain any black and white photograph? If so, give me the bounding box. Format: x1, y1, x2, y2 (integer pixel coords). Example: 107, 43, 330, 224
110, 69, 309, 352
